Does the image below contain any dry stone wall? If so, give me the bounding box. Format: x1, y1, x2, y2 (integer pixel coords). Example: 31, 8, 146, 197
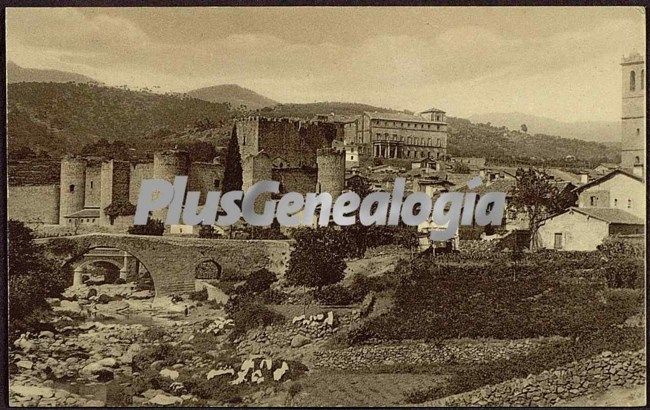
429, 349, 646, 407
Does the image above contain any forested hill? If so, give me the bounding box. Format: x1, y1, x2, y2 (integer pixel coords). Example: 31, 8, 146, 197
7, 82, 234, 157
7, 83, 618, 165
446, 117, 619, 166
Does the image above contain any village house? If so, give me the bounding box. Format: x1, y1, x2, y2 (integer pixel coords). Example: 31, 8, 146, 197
536, 207, 644, 251
536, 169, 645, 251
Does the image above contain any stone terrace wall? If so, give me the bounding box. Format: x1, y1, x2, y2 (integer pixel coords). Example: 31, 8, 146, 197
312, 338, 561, 370
429, 349, 646, 407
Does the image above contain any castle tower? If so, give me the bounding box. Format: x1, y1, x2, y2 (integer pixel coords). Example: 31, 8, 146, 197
59, 157, 87, 225
99, 160, 132, 225
621, 52, 645, 174
316, 148, 346, 200
152, 150, 190, 222
242, 151, 272, 213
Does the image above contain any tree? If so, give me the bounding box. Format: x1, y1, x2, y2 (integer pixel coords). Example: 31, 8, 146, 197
509, 168, 575, 250
286, 228, 346, 290
520, 124, 528, 133
128, 218, 165, 236
222, 125, 243, 193
451, 161, 470, 174
8, 220, 71, 339
103, 201, 136, 225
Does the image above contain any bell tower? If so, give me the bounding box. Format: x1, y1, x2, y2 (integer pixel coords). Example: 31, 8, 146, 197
620, 52, 645, 175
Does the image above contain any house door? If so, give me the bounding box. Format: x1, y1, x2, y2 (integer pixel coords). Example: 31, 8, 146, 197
553, 233, 563, 249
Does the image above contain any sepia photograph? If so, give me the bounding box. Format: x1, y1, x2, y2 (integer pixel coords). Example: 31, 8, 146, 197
4, 5, 647, 407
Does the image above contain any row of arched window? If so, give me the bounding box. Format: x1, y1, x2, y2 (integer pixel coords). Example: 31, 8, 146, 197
630, 69, 645, 91
375, 133, 442, 147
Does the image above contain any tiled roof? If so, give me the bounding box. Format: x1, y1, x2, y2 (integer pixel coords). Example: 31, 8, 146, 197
65, 208, 100, 218
364, 111, 444, 124
575, 169, 644, 193
420, 107, 446, 113
570, 207, 644, 225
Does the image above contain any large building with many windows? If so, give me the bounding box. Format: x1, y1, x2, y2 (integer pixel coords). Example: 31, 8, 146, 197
356, 108, 448, 160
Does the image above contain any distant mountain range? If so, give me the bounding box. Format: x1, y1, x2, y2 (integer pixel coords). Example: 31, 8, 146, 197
7, 61, 97, 84
185, 84, 277, 110
468, 112, 620, 144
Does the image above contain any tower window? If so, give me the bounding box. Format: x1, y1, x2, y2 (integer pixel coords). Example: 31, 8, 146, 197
636, 129, 640, 136
630, 70, 636, 91
614, 198, 618, 207
635, 156, 640, 164
642, 69, 645, 90
90, 181, 94, 189
590, 196, 596, 206
627, 199, 632, 209
69, 184, 75, 193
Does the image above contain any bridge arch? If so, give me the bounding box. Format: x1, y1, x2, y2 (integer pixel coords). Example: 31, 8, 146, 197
39, 233, 292, 297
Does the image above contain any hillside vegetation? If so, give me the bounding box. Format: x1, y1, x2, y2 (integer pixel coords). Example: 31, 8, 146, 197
7, 83, 618, 165
186, 84, 278, 110
8, 82, 233, 157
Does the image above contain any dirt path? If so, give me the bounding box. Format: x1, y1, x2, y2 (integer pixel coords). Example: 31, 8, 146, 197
290, 371, 446, 406
556, 385, 646, 407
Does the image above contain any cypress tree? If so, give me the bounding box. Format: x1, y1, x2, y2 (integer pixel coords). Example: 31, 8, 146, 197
223, 124, 243, 193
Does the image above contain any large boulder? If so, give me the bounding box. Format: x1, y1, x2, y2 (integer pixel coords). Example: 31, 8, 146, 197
290, 335, 311, 348
148, 394, 182, 406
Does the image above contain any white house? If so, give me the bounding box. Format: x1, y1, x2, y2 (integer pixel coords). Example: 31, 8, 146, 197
537, 207, 644, 251
574, 169, 645, 220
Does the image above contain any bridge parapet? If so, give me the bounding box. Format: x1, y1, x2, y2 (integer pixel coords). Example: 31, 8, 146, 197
38, 234, 293, 296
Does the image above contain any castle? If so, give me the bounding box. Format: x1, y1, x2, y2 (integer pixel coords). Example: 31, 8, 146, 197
58, 151, 223, 227
7, 116, 348, 229
620, 52, 645, 173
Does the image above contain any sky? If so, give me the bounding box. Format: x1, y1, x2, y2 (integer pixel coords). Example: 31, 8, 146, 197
6, 7, 646, 122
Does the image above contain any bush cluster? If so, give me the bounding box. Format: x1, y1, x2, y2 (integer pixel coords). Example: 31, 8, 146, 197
225, 296, 284, 339
128, 218, 164, 236
345, 258, 643, 343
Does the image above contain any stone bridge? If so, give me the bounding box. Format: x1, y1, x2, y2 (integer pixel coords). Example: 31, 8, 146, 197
37, 234, 292, 296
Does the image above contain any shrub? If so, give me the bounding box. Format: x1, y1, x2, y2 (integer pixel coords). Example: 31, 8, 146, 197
198, 225, 221, 239
181, 376, 243, 402
132, 343, 188, 372
227, 296, 284, 339
189, 287, 209, 301
128, 218, 165, 236
314, 284, 357, 305
602, 258, 644, 289
241, 268, 277, 295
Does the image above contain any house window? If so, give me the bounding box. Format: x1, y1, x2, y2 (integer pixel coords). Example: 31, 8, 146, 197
614, 198, 618, 207
635, 156, 640, 164
554, 233, 563, 249
628, 199, 632, 209
630, 70, 636, 91
69, 184, 75, 193
589, 196, 596, 206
